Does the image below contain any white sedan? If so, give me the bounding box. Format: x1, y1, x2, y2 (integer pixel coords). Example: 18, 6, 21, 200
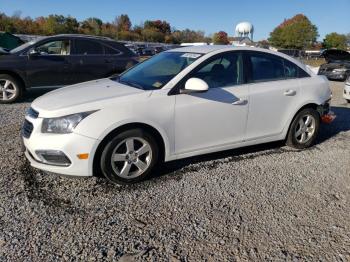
23, 46, 333, 184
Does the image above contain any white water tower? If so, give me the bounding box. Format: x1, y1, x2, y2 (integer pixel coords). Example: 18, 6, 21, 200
235, 22, 254, 41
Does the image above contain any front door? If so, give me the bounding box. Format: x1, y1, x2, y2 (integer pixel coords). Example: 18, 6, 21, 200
174, 51, 249, 155
26, 39, 71, 87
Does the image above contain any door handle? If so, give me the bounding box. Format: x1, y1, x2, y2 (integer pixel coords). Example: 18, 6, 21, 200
232, 99, 248, 105
284, 90, 297, 96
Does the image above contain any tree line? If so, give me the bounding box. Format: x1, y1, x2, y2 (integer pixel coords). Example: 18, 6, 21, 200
0, 12, 348, 49
0, 12, 229, 44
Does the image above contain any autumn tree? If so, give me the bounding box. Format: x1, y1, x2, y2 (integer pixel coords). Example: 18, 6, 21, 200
269, 14, 318, 49
212, 31, 229, 45
114, 14, 131, 32
0, 11, 215, 44
323, 32, 347, 50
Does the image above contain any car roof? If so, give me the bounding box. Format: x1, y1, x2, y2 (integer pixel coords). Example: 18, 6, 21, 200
168, 45, 232, 54
167, 45, 311, 73
37, 34, 116, 42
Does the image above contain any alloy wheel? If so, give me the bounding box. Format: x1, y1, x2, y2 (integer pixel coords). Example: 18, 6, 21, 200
294, 114, 316, 144
110, 137, 153, 179
0, 79, 17, 101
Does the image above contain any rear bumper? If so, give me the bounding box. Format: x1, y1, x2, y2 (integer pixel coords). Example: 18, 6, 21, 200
343, 84, 350, 100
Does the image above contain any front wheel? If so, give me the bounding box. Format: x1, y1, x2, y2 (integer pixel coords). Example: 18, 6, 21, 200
286, 108, 320, 149
0, 74, 23, 104
100, 129, 159, 185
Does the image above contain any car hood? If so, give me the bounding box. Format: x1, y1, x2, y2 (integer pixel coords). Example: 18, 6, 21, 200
322, 49, 350, 63
32, 78, 145, 113
320, 61, 350, 69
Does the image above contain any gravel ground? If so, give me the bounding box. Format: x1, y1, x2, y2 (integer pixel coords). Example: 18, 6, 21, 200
0, 82, 349, 261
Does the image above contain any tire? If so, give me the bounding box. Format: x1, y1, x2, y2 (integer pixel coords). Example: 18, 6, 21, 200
0, 74, 23, 104
100, 128, 159, 185
346, 100, 350, 103
286, 108, 320, 149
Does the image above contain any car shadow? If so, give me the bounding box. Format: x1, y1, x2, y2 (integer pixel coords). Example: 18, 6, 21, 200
317, 106, 350, 143
150, 105, 350, 182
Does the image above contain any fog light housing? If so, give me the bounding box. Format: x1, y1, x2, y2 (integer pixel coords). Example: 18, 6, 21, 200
35, 150, 71, 167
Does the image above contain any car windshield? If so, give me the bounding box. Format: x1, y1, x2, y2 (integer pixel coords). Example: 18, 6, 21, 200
117, 52, 202, 90
10, 40, 37, 53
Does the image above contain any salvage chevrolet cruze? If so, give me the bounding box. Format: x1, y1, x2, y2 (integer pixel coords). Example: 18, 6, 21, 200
22, 46, 333, 184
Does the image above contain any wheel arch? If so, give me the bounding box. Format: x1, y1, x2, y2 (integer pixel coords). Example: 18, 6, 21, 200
283, 102, 321, 140
0, 70, 26, 88
92, 122, 168, 177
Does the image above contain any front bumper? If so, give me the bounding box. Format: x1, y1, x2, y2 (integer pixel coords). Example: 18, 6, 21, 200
22, 116, 98, 177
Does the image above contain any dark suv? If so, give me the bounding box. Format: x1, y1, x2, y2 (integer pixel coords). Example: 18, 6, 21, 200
0, 34, 139, 103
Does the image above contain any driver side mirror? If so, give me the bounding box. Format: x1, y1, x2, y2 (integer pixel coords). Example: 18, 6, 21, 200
28, 48, 40, 57
180, 78, 209, 94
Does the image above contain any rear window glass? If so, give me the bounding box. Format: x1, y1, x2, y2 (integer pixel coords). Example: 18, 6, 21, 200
75, 40, 103, 55
104, 45, 121, 55
249, 53, 285, 82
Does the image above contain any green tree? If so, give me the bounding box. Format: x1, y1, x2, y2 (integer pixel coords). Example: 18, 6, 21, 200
269, 14, 318, 49
212, 31, 229, 45
80, 17, 103, 35
141, 28, 165, 42
171, 29, 207, 43
323, 32, 347, 50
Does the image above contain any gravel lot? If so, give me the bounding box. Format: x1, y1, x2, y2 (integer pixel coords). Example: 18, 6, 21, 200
0, 82, 349, 261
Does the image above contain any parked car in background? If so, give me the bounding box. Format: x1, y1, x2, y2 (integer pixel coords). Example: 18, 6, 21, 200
23, 46, 333, 185
318, 49, 350, 81
141, 48, 155, 56
154, 46, 165, 54
344, 76, 350, 103
0, 34, 139, 103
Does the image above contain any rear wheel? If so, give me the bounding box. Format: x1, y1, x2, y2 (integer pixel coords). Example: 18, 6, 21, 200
286, 108, 320, 149
100, 129, 159, 185
0, 74, 23, 104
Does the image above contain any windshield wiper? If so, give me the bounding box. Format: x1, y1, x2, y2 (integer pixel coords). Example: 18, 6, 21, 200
119, 79, 144, 90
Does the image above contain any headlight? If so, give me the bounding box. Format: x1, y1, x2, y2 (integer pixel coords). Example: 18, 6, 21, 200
332, 68, 347, 73
41, 111, 97, 134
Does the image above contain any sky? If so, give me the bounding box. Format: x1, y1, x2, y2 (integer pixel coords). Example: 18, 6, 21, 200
0, 0, 349, 41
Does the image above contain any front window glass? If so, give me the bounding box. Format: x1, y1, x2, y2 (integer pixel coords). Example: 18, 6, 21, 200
35, 40, 70, 55
189, 52, 243, 88
117, 52, 202, 90
10, 40, 37, 53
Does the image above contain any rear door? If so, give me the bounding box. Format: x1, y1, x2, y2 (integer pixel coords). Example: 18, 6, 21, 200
69, 39, 113, 83
26, 38, 71, 87
244, 51, 302, 140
